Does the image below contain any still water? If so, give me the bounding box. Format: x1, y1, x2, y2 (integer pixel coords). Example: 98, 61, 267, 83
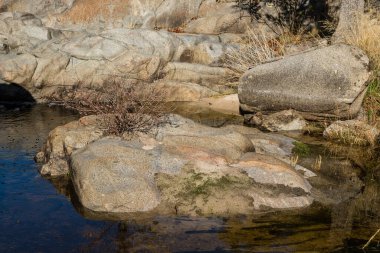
0, 104, 379, 252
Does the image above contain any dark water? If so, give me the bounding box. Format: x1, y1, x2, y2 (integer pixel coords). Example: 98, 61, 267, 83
0, 104, 379, 252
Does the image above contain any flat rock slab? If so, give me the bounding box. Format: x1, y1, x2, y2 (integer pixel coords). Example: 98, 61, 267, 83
232, 153, 312, 193
249, 192, 314, 210
239, 44, 370, 120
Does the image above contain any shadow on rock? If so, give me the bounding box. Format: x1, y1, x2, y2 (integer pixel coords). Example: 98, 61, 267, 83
0, 83, 35, 104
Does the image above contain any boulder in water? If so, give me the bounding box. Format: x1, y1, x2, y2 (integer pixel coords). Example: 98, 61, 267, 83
239, 44, 370, 120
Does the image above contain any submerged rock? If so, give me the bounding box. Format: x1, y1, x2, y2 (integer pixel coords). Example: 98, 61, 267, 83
248, 132, 295, 157
249, 193, 314, 210
232, 153, 312, 193
239, 44, 370, 120
244, 110, 307, 132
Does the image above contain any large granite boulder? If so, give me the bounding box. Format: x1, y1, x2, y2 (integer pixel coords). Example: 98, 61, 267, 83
239, 44, 370, 120
1, 0, 344, 36
40, 114, 315, 215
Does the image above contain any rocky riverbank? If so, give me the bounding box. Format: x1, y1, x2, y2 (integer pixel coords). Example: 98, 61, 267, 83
0, 0, 345, 103
35, 112, 374, 217
0, 0, 378, 217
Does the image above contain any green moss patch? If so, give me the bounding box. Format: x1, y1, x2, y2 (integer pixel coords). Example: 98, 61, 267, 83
292, 141, 311, 157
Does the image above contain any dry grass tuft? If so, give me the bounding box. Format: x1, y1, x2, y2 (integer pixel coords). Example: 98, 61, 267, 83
324, 120, 379, 146
224, 28, 285, 75
343, 10, 380, 71
223, 27, 321, 78
58, 0, 130, 24
290, 155, 299, 168
340, 9, 380, 125
312, 155, 322, 171
48, 82, 169, 135
364, 78, 380, 125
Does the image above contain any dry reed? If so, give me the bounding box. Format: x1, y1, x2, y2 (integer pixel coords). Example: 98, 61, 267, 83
224, 28, 285, 75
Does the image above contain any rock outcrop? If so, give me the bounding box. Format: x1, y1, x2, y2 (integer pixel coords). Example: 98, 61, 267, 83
239, 44, 371, 120
0, 0, 74, 16
0, 1, 361, 111
38, 114, 315, 215
1, 0, 341, 35
0, 13, 240, 102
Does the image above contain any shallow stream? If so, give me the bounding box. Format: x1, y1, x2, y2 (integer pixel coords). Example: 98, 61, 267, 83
0, 104, 379, 252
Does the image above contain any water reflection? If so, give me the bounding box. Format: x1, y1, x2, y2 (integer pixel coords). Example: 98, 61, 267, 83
0, 104, 78, 151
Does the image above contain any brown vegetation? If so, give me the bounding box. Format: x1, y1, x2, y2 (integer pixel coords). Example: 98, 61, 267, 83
236, 0, 329, 35
341, 9, 380, 125
224, 27, 320, 76
344, 11, 380, 71
364, 78, 380, 125
48, 83, 169, 135
224, 28, 285, 75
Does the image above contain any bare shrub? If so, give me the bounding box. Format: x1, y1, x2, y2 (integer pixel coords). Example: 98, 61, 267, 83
236, 0, 330, 35
48, 82, 169, 135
